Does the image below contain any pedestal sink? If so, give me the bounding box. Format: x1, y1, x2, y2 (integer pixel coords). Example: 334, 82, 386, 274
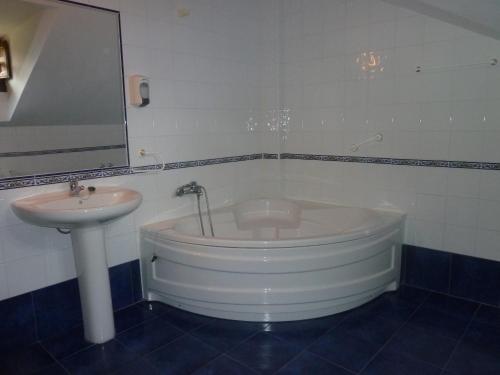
11, 187, 142, 344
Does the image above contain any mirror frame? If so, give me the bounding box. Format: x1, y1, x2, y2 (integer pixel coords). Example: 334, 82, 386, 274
0, 0, 130, 185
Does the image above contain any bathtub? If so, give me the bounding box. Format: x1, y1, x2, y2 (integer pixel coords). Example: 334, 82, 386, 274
140, 199, 404, 322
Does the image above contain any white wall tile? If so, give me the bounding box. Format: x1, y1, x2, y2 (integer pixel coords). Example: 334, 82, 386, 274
414, 194, 446, 222
277, 0, 500, 263
444, 225, 476, 256
476, 230, 500, 262
6, 255, 47, 298
0, 264, 8, 300
45, 249, 77, 286
446, 169, 480, 198
445, 197, 479, 228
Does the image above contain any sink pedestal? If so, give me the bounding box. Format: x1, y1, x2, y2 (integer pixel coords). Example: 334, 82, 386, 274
72, 225, 115, 344
11, 187, 143, 344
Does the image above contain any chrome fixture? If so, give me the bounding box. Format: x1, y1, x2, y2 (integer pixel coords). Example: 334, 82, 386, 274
175, 181, 215, 237
175, 181, 202, 197
416, 57, 498, 73
351, 133, 383, 152
69, 179, 85, 196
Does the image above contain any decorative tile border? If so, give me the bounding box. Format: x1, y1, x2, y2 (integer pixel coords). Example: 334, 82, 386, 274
0, 154, 263, 191
275, 153, 500, 170
262, 153, 279, 160
0, 144, 126, 158
5, 151, 500, 191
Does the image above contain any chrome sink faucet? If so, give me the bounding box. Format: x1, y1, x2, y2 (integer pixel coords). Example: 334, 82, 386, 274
69, 179, 85, 196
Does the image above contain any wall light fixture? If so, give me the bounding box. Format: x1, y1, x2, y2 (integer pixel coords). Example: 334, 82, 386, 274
0, 38, 12, 92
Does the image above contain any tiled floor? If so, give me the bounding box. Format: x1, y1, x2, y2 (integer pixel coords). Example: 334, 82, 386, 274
2, 286, 500, 374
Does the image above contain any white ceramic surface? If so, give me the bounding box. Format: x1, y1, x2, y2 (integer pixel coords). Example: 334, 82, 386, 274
141, 199, 404, 322
11, 187, 142, 343
11, 187, 142, 229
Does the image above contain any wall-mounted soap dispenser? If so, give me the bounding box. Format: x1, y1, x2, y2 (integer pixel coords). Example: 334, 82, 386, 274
129, 75, 150, 107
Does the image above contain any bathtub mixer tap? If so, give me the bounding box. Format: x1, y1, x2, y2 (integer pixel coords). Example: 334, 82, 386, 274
175, 181, 202, 197
175, 181, 215, 237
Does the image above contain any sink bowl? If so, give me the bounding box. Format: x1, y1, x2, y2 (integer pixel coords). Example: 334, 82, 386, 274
11, 187, 142, 228
11, 186, 142, 344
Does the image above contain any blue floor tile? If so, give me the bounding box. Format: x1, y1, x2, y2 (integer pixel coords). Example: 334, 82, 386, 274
32, 363, 69, 375
33, 279, 83, 340
0, 344, 55, 375
422, 293, 478, 320
227, 332, 302, 374
160, 306, 216, 332
443, 320, 500, 374
191, 319, 266, 352
110, 358, 160, 375
266, 314, 344, 348
116, 317, 184, 355
392, 285, 430, 305
308, 332, 382, 372
333, 315, 402, 346
40, 325, 93, 360
145, 334, 220, 374
350, 293, 420, 324
446, 346, 500, 375
276, 351, 353, 375
192, 355, 258, 375
139, 300, 172, 316
114, 303, 158, 333
362, 351, 441, 375
382, 324, 457, 367
407, 306, 470, 340
0, 293, 36, 351
460, 321, 500, 352
61, 339, 137, 375
473, 304, 500, 328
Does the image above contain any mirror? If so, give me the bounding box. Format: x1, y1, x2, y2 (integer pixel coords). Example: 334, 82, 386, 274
0, 0, 128, 179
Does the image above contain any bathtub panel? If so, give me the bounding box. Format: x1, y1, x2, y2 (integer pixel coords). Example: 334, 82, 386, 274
140, 199, 404, 321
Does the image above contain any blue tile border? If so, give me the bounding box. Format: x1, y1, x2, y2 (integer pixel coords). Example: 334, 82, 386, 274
0, 153, 263, 191
275, 153, 500, 170
4, 151, 500, 191
0, 259, 142, 351
402, 245, 500, 307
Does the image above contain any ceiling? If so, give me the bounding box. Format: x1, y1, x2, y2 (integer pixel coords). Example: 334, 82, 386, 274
382, 0, 500, 39
0, 1, 48, 35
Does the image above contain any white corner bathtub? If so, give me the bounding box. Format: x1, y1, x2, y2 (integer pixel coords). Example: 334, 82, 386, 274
140, 199, 405, 322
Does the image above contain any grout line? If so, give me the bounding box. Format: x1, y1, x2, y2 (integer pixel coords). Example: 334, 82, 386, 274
447, 253, 453, 294
31, 292, 40, 343
37, 341, 72, 374
440, 303, 481, 373
400, 283, 497, 309
269, 313, 353, 374
356, 291, 431, 374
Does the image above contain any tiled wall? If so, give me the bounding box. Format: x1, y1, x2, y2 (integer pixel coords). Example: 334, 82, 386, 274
402, 245, 500, 307
0, 0, 274, 302
2, 0, 500, 303
0, 260, 141, 351
276, 0, 500, 261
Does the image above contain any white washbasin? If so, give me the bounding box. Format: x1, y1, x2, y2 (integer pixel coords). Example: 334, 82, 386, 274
11, 185, 142, 344
11, 187, 142, 228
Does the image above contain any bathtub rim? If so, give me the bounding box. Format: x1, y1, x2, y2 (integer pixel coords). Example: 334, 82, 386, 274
141, 199, 405, 249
